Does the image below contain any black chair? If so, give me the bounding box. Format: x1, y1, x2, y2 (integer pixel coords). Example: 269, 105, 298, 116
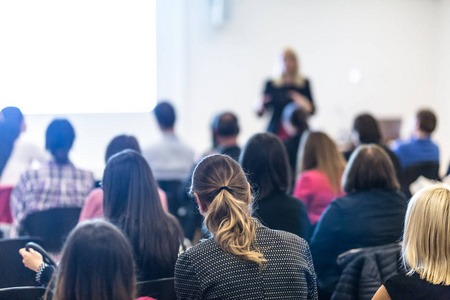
19, 207, 81, 253
400, 161, 440, 198
0, 237, 42, 289
136, 277, 176, 300
0, 286, 49, 300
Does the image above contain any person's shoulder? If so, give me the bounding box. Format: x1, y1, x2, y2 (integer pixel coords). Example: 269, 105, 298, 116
257, 224, 308, 248
179, 238, 218, 261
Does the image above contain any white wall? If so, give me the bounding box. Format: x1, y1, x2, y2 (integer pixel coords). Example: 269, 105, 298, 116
183, 0, 440, 150
15, 0, 450, 179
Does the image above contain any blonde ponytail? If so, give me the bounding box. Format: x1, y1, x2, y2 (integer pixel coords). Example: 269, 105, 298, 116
204, 189, 266, 266
191, 154, 267, 267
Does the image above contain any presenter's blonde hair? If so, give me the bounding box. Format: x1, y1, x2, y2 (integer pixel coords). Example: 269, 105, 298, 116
402, 184, 450, 285
274, 48, 305, 87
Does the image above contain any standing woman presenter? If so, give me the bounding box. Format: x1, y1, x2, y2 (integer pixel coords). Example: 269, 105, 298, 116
258, 48, 315, 140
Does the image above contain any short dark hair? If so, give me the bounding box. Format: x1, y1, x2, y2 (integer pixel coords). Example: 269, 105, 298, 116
342, 144, 400, 193
290, 108, 309, 134
212, 112, 240, 137
240, 133, 290, 200
104, 135, 141, 163
417, 109, 437, 134
45, 119, 75, 155
353, 113, 381, 144
153, 101, 176, 128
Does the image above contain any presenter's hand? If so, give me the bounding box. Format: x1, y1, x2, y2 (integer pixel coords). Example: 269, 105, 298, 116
19, 247, 44, 272
288, 91, 313, 114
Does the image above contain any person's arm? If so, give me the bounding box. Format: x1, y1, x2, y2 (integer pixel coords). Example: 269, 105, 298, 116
19, 247, 56, 286
174, 252, 202, 300
372, 285, 392, 300
257, 81, 273, 116
288, 91, 313, 114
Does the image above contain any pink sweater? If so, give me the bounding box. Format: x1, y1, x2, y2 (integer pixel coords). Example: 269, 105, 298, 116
79, 187, 168, 223
293, 169, 344, 225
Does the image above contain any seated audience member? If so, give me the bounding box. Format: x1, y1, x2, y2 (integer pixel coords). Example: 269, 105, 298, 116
310, 144, 407, 299
283, 106, 309, 180
372, 185, 450, 300
20, 219, 141, 300
344, 113, 401, 179
240, 133, 310, 240
293, 132, 346, 227
391, 109, 439, 169
209, 112, 241, 161
10, 119, 94, 237
103, 150, 183, 281
175, 154, 318, 299
0, 107, 45, 185
79, 135, 167, 222
143, 101, 195, 183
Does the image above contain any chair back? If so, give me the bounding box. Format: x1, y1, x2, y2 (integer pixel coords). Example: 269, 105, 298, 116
20, 207, 81, 253
0, 237, 42, 288
0, 186, 13, 224
401, 161, 440, 198
136, 277, 176, 300
0, 286, 48, 300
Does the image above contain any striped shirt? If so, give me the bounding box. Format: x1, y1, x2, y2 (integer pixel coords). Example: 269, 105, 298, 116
10, 160, 94, 237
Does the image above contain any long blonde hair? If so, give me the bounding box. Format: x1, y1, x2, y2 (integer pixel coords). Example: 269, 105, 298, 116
273, 48, 306, 87
402, 184, 450, 285
191, 154, 266, 266
300, 131, 346, 194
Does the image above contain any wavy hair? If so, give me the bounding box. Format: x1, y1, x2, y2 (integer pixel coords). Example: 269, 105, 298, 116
191, 154, 266, 266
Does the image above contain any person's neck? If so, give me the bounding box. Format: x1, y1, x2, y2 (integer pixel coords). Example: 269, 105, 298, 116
217, 136, 238, 148
415, 131, 431, 140
160, 127, 175, 135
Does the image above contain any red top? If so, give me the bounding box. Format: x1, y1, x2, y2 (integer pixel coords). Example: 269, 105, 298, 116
293, 169, 344, 225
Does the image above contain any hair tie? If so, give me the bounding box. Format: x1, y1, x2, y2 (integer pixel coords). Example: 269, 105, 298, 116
218, 186, 231, 193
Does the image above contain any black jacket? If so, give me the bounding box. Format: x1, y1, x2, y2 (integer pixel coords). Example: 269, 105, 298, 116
310, 190, 407, 294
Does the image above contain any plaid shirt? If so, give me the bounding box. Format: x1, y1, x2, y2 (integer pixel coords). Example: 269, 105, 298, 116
10, 160, 94, 237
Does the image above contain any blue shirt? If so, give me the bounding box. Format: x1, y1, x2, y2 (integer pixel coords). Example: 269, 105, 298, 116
392, 137, 439, 169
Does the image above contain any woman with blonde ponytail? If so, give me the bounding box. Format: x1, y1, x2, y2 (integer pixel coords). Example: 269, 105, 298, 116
175, 154, 318, 300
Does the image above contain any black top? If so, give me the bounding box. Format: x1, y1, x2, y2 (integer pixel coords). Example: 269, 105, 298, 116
253, 190, 310, 241
263, 79, 314, 134
385, 272, 450, 300
217, 145, 241, 162
175, 224, 318, 299
310, 190, 407, 293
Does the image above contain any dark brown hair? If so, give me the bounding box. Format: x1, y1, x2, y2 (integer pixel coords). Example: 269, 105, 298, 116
417, 109, 437, 134
353, 113, 381, 144
103, 150, 183, 280
240, 133, 290, 200
342, 144, 400, 193
50, 220, 136, 300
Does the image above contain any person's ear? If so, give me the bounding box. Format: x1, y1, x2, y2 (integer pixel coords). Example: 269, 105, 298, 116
194, 193, 208, 214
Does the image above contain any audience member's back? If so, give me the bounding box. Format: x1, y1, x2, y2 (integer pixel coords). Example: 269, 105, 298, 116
103, 150, 183, 281
10, 119, 94, 237
392, 109, 439, 169
240, 133, 310, 240
310, 145, 407, 299
143, 101, 194, 181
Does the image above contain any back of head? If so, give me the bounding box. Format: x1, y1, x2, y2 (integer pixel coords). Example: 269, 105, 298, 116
290, 108, 309, 134
53, 220, 135, 300
342, 144, 399, 193
416, 109, 437, 134
212, 112, 240, 137
240, 133, 290, 200
153, 101, 176, 129
402, 185, 450, 285
301, 131, 346, 193
191, 154, 265, 266
102, 150, 181, 278
45, 119, 75, 164
353, 113, 381, 144
104, 135, 141, 163
0, 107, 24, 175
